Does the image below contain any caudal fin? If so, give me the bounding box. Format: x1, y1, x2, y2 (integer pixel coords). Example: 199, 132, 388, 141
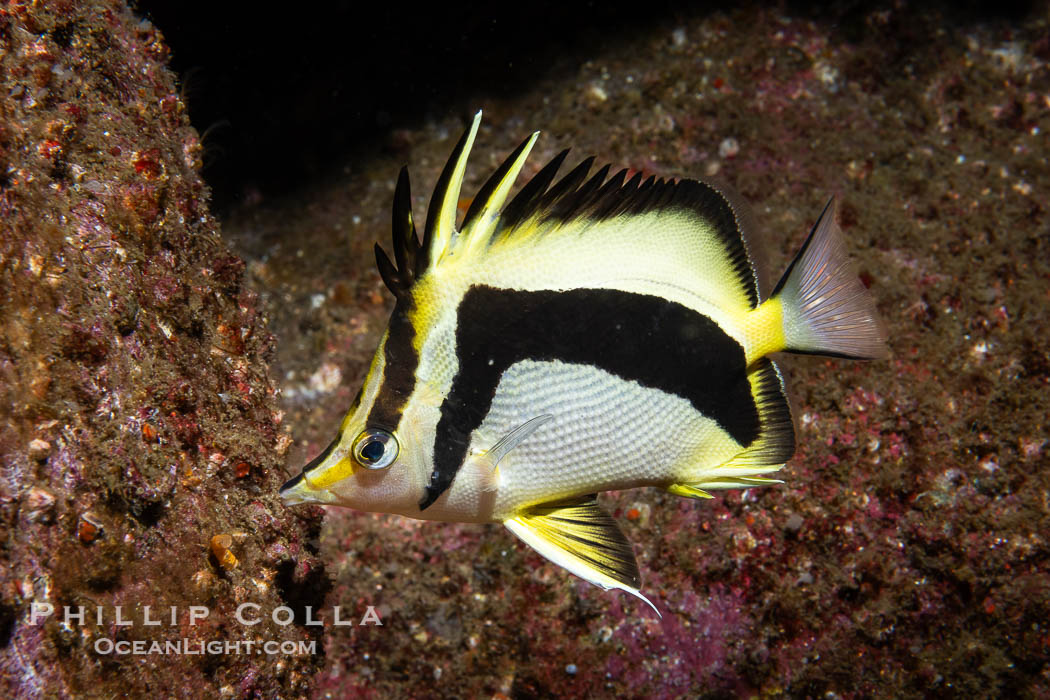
773, 198, 888, 359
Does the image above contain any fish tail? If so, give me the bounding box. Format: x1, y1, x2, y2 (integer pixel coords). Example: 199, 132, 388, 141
763, 197, 888, 361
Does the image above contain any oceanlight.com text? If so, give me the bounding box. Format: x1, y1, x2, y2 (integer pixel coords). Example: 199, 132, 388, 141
94, 638, 317, 656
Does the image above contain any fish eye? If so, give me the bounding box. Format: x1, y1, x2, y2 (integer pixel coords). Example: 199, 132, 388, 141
352, 429, 398, 470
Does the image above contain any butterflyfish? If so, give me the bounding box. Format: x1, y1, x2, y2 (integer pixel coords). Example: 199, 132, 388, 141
280, 112, 887, 611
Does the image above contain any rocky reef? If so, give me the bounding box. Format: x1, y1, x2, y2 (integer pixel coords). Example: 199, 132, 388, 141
0, 2, 326, 696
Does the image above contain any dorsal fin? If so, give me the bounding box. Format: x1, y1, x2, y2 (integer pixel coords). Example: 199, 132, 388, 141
490, 168, 760, 307
420, 111, 481, 271
551, 163, 609, 220
459, 131, 538, 257
499, 148, 569, 230
374, 113, 761, 308
541, 156, 595, 213
375, 166, 420, 297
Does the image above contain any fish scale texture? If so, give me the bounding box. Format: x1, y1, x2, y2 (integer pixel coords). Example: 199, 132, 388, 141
471, 211, 753, 334
481, 360, 737, 514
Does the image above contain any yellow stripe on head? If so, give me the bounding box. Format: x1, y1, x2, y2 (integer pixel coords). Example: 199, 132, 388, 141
305, 452, 356, 489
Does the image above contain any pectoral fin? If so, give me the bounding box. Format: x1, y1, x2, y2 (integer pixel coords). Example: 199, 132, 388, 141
467, 415, 554, 492
504, 496, 658, 614
484, 414, 553, 468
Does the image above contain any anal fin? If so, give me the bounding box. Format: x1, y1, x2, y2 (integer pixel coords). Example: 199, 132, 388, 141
504, 496, 658, 614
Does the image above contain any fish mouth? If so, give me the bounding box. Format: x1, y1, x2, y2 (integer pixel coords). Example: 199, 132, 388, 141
279, 470, 338, 506
279, 435, 342, 505
279, 471, 308, 505
280, 491, 312, 506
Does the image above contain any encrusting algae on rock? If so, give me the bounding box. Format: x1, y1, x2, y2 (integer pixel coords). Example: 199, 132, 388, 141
0, 2, 327, 697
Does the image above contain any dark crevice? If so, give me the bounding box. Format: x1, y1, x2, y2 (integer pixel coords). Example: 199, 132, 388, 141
0, 601, 14, 648
274, 558, 332, 628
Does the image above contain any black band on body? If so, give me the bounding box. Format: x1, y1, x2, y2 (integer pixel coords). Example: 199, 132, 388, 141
418, 285, 759, 510
367, 299, 419, 432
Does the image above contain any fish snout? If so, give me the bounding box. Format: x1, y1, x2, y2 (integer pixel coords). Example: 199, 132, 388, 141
279, 471, 332, 506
